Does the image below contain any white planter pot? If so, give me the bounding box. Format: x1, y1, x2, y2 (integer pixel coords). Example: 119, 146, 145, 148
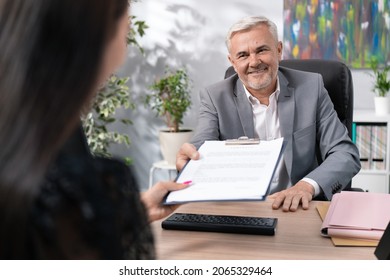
159, 129, 194, 165
374, 96, 390, 115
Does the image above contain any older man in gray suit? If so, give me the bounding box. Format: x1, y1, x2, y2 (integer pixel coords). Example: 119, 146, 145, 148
176, 16, 360, 212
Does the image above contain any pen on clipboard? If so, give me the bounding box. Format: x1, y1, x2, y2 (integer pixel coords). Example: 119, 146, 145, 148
225, 136, 260, 145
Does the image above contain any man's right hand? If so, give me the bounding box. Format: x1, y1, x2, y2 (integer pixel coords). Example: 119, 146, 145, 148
176, 142, 200, 171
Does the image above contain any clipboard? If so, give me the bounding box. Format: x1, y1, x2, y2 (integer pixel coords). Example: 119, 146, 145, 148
225, 136, 260, 145
164, 137, 286, 204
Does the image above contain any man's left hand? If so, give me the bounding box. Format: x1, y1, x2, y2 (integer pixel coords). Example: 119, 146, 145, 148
268, 181, 314, 212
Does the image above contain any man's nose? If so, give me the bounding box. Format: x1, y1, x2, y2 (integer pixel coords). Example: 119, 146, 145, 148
249, 53, 261, 67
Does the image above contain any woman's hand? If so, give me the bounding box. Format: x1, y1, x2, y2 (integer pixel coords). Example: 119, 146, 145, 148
141, 181, 191, 222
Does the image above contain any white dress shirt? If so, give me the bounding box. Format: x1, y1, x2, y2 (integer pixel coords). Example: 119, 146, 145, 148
243, 80, 320, 197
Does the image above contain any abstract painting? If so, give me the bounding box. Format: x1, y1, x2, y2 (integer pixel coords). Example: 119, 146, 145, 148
283, 0, 390, 68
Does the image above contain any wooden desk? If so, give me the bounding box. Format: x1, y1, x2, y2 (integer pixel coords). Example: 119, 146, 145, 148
151, 200, 376, 259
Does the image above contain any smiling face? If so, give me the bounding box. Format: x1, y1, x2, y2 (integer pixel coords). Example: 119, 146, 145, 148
228, 24, 282, 97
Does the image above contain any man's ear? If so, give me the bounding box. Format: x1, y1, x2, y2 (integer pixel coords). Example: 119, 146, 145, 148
228, 54, 233, 65
228, 55, 236, 72
277, 41, 283, 61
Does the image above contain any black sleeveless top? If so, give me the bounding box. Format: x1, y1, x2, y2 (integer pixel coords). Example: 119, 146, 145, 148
29, 126, 154, 259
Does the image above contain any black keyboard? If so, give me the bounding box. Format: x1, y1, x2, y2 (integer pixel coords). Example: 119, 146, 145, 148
162, 213, 277, 235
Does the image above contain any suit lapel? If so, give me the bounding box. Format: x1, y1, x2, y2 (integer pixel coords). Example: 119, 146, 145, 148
233, 78, 255, 138
278, 71, 295, 178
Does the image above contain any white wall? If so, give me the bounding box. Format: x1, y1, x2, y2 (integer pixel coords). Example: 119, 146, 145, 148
113, 0, 377, 190
352, 70, 376, 110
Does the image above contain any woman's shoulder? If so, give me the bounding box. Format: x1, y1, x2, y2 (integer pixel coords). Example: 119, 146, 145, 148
31, 155, 154, 259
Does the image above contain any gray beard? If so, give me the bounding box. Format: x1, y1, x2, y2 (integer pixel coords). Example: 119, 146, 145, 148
247, 75, 272, 90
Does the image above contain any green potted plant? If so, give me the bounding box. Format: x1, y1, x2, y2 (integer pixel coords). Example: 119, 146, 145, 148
82, 15, 148, 159
369, 58, 390, 115
82, 76, 134, 158
146, 67, 193, 165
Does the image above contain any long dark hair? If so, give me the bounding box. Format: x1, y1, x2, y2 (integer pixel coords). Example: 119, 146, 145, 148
0, 0, 128, 258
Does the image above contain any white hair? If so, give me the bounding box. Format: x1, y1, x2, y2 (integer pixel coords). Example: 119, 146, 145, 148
225, 16, 279, 52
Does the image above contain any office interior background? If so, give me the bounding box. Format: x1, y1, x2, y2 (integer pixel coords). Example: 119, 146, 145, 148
112, 0, 388, 190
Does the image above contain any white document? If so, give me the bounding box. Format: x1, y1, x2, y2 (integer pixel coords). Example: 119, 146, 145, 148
165, 137, 285, 204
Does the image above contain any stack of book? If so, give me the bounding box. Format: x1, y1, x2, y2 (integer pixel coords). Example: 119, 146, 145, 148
320, 191, 390, 246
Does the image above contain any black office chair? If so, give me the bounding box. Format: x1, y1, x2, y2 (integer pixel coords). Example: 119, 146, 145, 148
224, 59, 360, 192
225, 59, 354, 138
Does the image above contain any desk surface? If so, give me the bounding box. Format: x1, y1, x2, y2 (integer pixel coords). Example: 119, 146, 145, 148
151, 200, 376, 259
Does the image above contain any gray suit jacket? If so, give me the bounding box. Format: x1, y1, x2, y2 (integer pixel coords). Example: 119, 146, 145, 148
191, 66, 361, 200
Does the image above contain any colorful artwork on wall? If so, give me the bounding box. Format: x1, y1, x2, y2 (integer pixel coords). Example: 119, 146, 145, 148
283, 0, 390, 68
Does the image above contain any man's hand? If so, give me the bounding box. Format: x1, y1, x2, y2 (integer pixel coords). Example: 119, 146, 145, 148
141, 181, 190, 222
268, 181, 314, 212
176, 142, 200, 171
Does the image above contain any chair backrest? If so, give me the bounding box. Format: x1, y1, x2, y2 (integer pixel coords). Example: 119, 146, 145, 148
224, 59, 354, 138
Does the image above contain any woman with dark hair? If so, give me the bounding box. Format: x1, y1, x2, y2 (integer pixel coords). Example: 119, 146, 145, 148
0, 0, 186, 259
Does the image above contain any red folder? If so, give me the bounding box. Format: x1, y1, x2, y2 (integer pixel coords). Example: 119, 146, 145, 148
321, 191, 390, 241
